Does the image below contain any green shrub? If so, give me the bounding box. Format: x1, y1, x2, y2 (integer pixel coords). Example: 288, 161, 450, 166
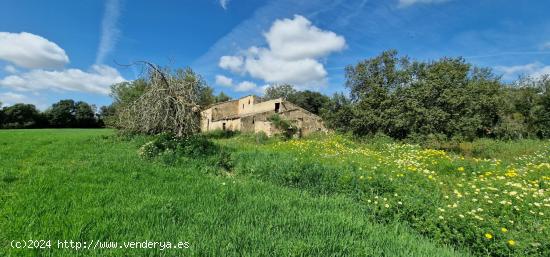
268, 114, 298, 139
137, 133, 217, 160
255, 131, 269, 144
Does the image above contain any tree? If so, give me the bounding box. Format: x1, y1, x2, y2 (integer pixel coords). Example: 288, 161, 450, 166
45, 100, 77, 128
321, 93, 353, 132
115, 64, 206, 137
74, 101, 97, 128
214, 91, 231, 103
1, 103, 42, 128
263, 84, 297, 100
287, 90, 330, 115
345, 50, 411, 137
199, 86, 216, 107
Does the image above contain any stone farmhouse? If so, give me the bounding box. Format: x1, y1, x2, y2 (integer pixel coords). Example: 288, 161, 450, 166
200, 95, 326, 137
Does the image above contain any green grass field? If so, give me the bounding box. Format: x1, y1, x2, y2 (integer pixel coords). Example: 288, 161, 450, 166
0, 129, 469, 257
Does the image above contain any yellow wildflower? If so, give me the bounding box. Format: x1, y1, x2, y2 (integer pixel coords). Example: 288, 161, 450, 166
457, 167, 465, 172
484, 233, 493, 239
507, 240, 516, 246
501, 228, 508, 233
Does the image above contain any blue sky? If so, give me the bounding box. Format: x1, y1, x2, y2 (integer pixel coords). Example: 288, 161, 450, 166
1, 0, 550, 109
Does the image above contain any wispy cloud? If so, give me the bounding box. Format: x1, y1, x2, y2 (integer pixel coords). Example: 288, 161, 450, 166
398, 0, 452, 8
96, 0, 121, 64
495, 62, 550, 81
220, 0, 230, 10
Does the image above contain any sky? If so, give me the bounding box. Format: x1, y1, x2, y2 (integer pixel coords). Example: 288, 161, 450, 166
1, 0, 550, 109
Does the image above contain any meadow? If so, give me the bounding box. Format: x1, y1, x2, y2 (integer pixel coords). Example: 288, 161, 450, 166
0, 129, 467, 257
219, 133, 550, 257
1, 129, 548, 256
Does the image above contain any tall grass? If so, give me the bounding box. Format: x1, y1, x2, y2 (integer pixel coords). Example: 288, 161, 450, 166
0, 129, 467, 256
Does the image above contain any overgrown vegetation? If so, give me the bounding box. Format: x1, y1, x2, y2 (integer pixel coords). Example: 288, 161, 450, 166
268, 114, 298, 139
217, 133, 550, 257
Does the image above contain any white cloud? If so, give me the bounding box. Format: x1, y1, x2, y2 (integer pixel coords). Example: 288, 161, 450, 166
0, 65, 125, 95
234, 81, 257, 92
0, 32, 69, 69
0, 92, 27, 106
398, 0, 451, 8
219, 55, 244, 73
218, 15, 346, 89
96, 0, 121, 64
220, 0, 230, 10
495, 62, 550, 81
215, 75, 233, 87
4, 65, 18, 74
264, 15, 346, 60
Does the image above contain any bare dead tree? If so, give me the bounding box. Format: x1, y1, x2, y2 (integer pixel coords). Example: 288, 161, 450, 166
115, 62, 205, 137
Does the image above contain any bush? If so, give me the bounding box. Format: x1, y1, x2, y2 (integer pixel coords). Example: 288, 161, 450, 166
137, 133, 217, 160
269, 114, 298, 140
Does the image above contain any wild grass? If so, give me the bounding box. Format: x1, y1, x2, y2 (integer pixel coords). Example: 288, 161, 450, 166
0, 129, 467, 256
219, 133, 550, 257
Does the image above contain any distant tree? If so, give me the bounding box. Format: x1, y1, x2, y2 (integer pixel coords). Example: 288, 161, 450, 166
214, 91, 231, 103
263, 84, 297, 100
98, 105, 116, 127
1, 103, 42, 128
111, 79, 149, 108
199, 86, 216, 107
45, 100, 77, 128
287, 90, 330, 115
0, 101, 4, 127
74, 101, 97, 128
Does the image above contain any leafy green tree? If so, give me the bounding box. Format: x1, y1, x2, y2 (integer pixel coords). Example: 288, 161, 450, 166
74, 101, 97, 128
214, 91, 231, 103
263, 84, 297, 100
45, 100, 77, 128
1, 103, 43, 128
287, 90, 330, 115
346, 50, 411, 137
199, 86, 216, 107
321, 93, 353, 132
110, 79, 149, 109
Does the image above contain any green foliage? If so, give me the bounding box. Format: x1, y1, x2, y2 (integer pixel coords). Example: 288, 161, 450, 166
268, 114, 298, 139
320, 92, 354, 132
43, 99, 100, 128
0, 103, 45, 128
263, 84, 329, 115
214, 91, 232, 103
344, 51, 545, 140
263, 84, 297, 101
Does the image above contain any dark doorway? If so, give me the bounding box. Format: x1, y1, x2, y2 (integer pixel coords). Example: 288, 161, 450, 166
222, 123, 226, 131
275, 102, 280, 113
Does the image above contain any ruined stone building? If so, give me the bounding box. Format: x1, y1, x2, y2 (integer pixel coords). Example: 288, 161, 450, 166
200, 95, 326, 136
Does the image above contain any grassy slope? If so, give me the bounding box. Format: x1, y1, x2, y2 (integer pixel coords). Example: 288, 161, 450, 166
0, 129, 467, 257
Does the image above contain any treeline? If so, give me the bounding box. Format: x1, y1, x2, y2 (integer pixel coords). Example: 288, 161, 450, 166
0, 99, 103, 129
3, 50, 549, 140
263, 50, 550, 140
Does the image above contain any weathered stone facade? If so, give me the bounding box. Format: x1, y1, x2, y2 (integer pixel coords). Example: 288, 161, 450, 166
201, 95, 326, 136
